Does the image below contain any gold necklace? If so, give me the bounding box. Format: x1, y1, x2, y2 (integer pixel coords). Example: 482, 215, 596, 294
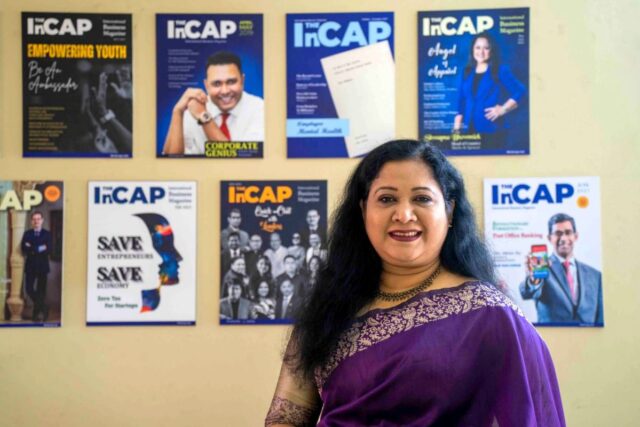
376, 266, 442, 302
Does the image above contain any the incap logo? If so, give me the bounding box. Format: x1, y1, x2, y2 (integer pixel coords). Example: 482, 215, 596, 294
422, 16, 494, 36
27, 17, 92, 36
167, 19, 237, 39
0, 190, 43, 211
492, 183, 574, 205
228, 185, 293, 203
293, 20, 391, 48
94, 186, 166, 204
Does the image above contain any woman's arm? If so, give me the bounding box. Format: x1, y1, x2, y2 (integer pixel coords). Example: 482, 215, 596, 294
265, 342, 321, 427
484, 64, 526, 122
484, 98, 518, 122
454, 69, 470, 132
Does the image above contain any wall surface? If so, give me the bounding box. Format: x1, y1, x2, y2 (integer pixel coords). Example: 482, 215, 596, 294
1, 0, 639, 426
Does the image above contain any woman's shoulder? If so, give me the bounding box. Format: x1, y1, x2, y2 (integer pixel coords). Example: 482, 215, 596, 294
430, 279, 524, 318
495, 63, 516, 76
458, 281, 538, 337
357, 279, 523, 326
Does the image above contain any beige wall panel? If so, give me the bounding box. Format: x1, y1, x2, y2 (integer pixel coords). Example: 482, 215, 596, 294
1, 0, 639, 425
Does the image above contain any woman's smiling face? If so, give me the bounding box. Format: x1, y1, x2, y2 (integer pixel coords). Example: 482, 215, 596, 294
473, 36, 491, 65
363, 159, 450, 270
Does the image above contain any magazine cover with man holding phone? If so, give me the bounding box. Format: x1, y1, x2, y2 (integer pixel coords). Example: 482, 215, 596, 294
484, 177, 603, 327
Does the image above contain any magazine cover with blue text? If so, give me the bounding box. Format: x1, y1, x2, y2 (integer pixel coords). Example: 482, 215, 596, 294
1, 181, 64, 328
22, 13, 132, 158
87, 182, 196, 326
286, 12, 394, 158
484, 177, 603, 327
418, 8, 529, 155
156, 14, 264, 158
220, 181, 327, 325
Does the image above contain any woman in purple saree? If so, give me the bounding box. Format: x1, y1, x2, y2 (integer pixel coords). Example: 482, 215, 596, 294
266, 140, 565, 426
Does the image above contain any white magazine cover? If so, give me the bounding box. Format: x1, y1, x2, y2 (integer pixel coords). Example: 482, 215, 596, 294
484, 177, 603, 327
87, 181, 196, 325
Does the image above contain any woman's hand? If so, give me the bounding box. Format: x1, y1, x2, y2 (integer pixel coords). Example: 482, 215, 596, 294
485, 99, 518, 122
453, 114, 463, 132
484, 105, 506, 121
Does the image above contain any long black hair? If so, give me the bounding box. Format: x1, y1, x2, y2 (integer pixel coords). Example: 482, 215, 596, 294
288, 140, 496, 381
463, 32, 501, 80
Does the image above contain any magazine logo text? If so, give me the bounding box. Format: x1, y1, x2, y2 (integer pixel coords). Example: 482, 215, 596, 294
94, 186, 166, 205
293, 20, 391, 48
167, 19, 237, 39
491, 183, 574, 205
0, 190, 43, 211
228, 185, 293, 204
27, 17, 92, 36
422, 16, 493, 36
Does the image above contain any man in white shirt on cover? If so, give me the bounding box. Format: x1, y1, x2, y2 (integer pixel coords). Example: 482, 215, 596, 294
264, 233, 288, 278
162, 51, 264, 155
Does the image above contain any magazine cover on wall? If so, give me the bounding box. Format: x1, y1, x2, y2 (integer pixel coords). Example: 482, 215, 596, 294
157, 14, 264, 158
418, 8, 529, 155
22, 13, 132, 158
220, 181, 327, 325
1, 181, 64, 328
286, 12, 395, 158
87, 182, 196, 326
484, 177, 603, 327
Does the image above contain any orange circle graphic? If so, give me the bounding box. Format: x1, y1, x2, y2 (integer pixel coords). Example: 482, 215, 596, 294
44, 185, 61, 203
577, 196, 589, 208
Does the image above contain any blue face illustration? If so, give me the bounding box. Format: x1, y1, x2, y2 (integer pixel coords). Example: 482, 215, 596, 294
141, 288, 160, 313
135, 213, 183, 313
151, 228, 183, 285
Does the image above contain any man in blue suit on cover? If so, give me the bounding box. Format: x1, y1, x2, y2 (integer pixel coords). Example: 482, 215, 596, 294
520, 213, 603, 326
21, 211, 52, 322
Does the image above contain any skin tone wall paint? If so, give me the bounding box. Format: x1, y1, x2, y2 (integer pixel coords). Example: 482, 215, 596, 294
1, 0, 639, 425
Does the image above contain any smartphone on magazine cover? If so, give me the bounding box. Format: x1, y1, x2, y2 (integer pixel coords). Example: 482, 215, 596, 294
530, 244, 549, 279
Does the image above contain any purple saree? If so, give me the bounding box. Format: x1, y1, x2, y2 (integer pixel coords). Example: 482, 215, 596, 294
267, 282, 565, 427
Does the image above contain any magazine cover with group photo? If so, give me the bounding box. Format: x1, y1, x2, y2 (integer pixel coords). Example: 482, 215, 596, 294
220, 181, 327, 324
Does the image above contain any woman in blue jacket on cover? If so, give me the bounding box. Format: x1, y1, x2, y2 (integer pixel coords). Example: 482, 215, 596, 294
453, 32, 526, 138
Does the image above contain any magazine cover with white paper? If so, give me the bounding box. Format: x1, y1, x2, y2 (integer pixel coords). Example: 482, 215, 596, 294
418, 8, 529, 155
220, 181, 327, 325
1, 181, 64, 328
156, 14, 263, 158
87, 182, 196, 326
484, 177, 603, 327
286, 12, 394, 158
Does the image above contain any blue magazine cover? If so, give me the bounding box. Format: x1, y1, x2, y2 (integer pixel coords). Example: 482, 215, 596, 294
418, 8, 529, 155
156, 14, 263, 158
220, 181, 327, 325
22, 13, 132, 158
286, 12, 395, 158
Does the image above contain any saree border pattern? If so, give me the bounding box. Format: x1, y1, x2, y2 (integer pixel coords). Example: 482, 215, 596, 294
315, 282, 524, 391
265, 396, 319, 427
